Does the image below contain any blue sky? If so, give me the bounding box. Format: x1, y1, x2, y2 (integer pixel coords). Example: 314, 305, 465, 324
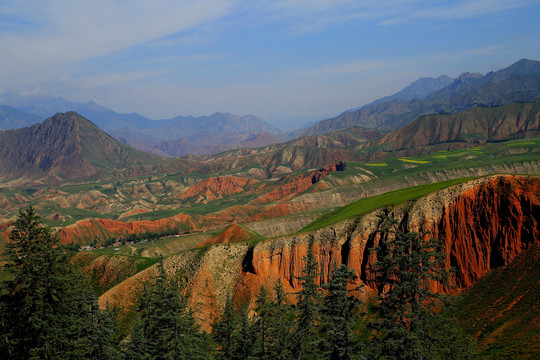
1, 0, 540, 129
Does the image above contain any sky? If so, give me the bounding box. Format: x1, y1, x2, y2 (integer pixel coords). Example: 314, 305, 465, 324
1, 0, 540, 130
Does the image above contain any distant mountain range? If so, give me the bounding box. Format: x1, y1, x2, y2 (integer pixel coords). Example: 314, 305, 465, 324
0, 105, 42, 130
297, 58, 540, 137
0, 95, 281, 157
0, 101, 539, 186
2, 58, 540, 158
344, 74, 455, 113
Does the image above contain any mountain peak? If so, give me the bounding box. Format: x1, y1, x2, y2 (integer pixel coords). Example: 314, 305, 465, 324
498, 58, 540, 76
44, 111, 102, 135
0, 112, 162, 185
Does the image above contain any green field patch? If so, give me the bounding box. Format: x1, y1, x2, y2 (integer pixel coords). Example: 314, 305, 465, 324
365, 163, 388, 167
301, 177, 475, 232
398, 158, 430, 164
431, 154, 447, 159
446, 149, 472, 158
471, 146, 484, 153
506, 141, 537, 147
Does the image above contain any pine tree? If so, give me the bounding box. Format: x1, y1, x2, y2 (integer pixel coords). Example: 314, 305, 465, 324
292, 238, 323, 360
124, 314, 150, 360
368, 213, 473, 360
234, 305, 255, 360
129, 258, 210, 359
212, 293, 239, 360
253, 285, 271, 359
81, 299, 125, 360
266, 280, 294, 360
0, 207, 93, 360
321, 264, 359, 360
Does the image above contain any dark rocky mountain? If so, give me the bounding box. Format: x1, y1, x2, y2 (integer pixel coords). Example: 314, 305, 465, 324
363, 101, 540, 156
0, 105, 41, 130
0, 112, 164, 185
376, 74, 455, 101
299, 59, 540, 136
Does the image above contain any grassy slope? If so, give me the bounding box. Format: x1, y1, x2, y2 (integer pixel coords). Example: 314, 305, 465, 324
455, 243, 540, 359
301, 177, 476, 232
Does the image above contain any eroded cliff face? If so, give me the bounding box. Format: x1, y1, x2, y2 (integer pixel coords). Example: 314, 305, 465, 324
99, 175, 539, 326
241, 176, 539, 301
427, 176, 539, 289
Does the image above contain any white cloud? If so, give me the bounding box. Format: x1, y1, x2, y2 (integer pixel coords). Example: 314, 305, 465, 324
0, 0, 237, 83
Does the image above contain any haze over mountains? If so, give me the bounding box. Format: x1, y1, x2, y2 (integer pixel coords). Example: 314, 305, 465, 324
0, 94, 281, 157
344, 74, 455, 113
297, 59, 540, 137
1, 58, 540, 160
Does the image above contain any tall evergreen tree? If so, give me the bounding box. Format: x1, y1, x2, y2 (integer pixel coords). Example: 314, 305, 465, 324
368, 213, 474, 360
292, 238, 323, 360
0, 207, 92, 360
212, 293, 239, 360
83, 299, 125, 360
321, 264, 360, 360
252, 285, 271, 359
129, 258, 210, 360
266, 280, 294, 360
234, 305, 255, 360
124, 314, 150, 360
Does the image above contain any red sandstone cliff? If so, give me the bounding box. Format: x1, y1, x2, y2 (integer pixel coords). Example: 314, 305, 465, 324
238, 176, 539, 302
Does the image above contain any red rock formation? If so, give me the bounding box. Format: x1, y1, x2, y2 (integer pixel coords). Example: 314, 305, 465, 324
251, 162, 346, 205
118, 208, 151, 219
198, 223, 257, 247
178, 176, 256, 203
57, 213, 196, 244
0, 221, 10, 232
431, 176, 539, 289
247, 203, 310, 222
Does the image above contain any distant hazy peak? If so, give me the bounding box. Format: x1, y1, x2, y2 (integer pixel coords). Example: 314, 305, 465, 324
455, 72, 483, 80
346, 73, 455, 112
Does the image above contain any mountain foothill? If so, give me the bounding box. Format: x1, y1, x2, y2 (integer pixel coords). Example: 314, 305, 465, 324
0, 59, 539, 359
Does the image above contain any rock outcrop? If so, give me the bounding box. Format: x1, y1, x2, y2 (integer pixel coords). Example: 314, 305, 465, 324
197, 223, 261, 247
250, 162, 346, 205
178, 176, 256, 204
57, 214, 196, 244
